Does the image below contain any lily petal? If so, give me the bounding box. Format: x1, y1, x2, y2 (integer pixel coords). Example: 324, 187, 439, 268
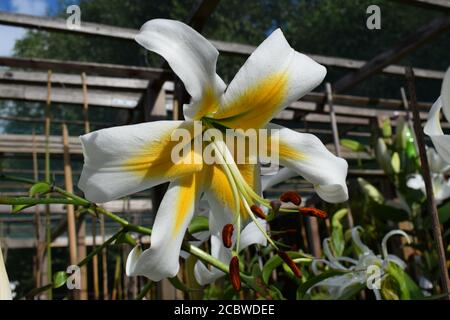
424, 97, 450, 164
261, 167, 297, 191
135, 19, 226, 120
441, 66, 450, 124
0, 244, 12, 300
213, 28, 326, 129
194, 234, 230, 286
407, 174, 425, 191
126, 173, 201, 281
239, 218, 267, 250
266, 124, 348, 203
203, 163, 260, 223
78, 121, 202, 203
427, 148, 450, 173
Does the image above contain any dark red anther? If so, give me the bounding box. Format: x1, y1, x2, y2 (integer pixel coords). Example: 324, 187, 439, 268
250, 205, 266, 220
229, 256, 241, 291
222, 224, 234, 248
299, 207, 328, 219
278, 251, 302, 278
280, 191, 302, 206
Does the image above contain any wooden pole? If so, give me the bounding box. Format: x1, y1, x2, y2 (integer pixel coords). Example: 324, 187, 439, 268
81, 73, 100, 299
62, 124, 77, 265
81, 72, 90, 133
405, 67, 449, 296
32, 129, 43, 291
326, 83, 354, 228
62, 124, 79, 299
100, 215, 109, 300
77, 73, 88, 299
44, 70, 52, 299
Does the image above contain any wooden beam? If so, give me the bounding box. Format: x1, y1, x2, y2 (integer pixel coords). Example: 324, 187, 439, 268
0, 83, 141, 108
333, 14, 450, 93
0, 69, 149, 90
0, 12, 445, 81
0, 56, 167, 79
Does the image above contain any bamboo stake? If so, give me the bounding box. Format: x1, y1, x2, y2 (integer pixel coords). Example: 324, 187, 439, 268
100, 215, 109, 300
326, 82, 354, 228
92, 218, 100, 300
62, 124, 79, 299
32, 130, 42, 291
77, 73, 89, 299
44, 70, 52, 299
111, 255, 121, 300
81, 72, 90, 134
82, 73, 100, 299
405, 67, 449, 297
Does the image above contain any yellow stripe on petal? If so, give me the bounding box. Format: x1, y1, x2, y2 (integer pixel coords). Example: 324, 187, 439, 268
204, 163, 259, 221
173, 173, 198, 234
190, 86, 220, 120
213, 72, 288, 129
123, 122, 202, 180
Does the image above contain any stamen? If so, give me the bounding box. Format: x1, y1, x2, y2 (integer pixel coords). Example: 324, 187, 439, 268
250, 205, 266, 220
270, 200, 281, 212
299, 207, 328, 219
222, 224, 234, 248
229, 256, 241, 291
280, 191, 302, 206
278, 251, 302, 278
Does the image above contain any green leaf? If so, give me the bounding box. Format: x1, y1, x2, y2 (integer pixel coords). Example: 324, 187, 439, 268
297, 270, 347, 299
340, 139, 366, 152
357, 178, 384, 204
53, 271, 68, 288
12, 204, 33, 214
387, 262, 423, 300
268, 285, 285, 300
29, 182, 51, 197
338, 283, 365, 300
188, 216, 209, 235
372, 203, 409, 222
331, 208, 348, 256
438, 200, 450, 224
391, 152, 401, 174
168, 276, 200, 292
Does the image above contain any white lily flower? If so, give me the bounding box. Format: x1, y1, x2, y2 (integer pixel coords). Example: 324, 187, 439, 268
79, 19, 348, 281
407, 148, 450, 204
309, 227, 410, 300
0, 243, 12, 300
424, 67, 450, 163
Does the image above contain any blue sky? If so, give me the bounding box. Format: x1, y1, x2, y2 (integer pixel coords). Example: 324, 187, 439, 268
0, 0, 61, 56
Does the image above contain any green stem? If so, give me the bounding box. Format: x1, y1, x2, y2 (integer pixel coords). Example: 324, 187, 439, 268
0, 175, 268, 295
0, 197, 82, 206
136, 281, 154, 300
